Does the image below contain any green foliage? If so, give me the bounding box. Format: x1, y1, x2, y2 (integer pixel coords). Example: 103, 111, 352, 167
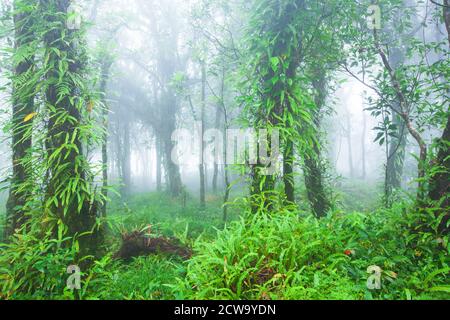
0, 227, 79, 299
81, 255, 185, 300
107, 192, 241, 241
0, 0, 107, 299
1, 190, 448, 300
173, 201, 449, 300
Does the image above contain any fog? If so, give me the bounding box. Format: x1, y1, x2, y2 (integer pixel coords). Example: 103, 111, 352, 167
0, 0, 446, 200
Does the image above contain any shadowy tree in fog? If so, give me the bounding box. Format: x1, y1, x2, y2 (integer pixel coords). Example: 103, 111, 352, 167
146, 0, 183, 197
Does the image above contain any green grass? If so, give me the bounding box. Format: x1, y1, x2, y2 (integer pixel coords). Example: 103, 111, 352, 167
107, 191, 242, 240
75, 191, 244, 300
83, 255, 186, 300
1, 187, 448, 300
90, 190, 448, 300
335, 178, 382, 212
172, 204, 449, 300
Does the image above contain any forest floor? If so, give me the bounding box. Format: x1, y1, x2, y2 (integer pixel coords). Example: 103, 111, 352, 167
82, 179, 448, 300
96, 191, 241, 299
0, 179, 448, 300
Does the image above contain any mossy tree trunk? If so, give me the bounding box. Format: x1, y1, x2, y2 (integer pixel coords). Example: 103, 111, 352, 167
42, 0, 101, 258
5, 0, 36, 238
303, 73, 331, 218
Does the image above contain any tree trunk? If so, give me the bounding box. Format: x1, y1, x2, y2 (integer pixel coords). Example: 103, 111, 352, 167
147, 2, 183, 198
120, 119, 131, 198
386, 113, 407, 197
199, 62, 206, 209
212, 102, 221, 194
428, 1, 449, 233
249, 1, 303, 211
283, 139, 295, 203
429, 114, 450, 234
374, 29, 427, 200
161, 92, 183, 197
303, 74, 331, 218
385, 43, 407, 201
43, 0, 101, 258
100, 60, 112, 217
156, 136, 162, 191
361, 108, 367, 179
5, 0, 35, 238
344, 107, 355, 178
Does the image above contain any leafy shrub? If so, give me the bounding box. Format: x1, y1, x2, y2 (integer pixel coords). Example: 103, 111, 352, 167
82, 255, 185, 300
173, 202, 449, 300
0, 218, 105, 300
0, 230, 79, 299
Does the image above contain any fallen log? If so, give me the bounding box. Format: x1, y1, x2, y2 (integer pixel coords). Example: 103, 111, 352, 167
114, 226, 192, 261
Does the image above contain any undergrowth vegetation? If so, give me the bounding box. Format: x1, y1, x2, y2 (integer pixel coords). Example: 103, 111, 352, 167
173, 202, 449, 300
1, 188, 448, 300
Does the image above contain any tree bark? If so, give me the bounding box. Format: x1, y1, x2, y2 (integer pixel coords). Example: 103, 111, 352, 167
344, 107, 355, 178
156, 136, 162, 191
199, 62, 206, 209
161, 95, 183, 197
385, 36, 407, 201
429, 114, 450, 233
5, 0, 35, 238
386, 113, 407, 198
212, 103, 221, 194
428, 0, 449, 233
361, 108, 367, 179
121, 120, 131, 197
43, 0, 101, 257
303, 74, 331, 218
100, 59, 112, 217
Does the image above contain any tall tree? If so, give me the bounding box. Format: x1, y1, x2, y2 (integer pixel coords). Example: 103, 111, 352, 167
303, 71, 332, 218
5, 0, 36, 237
428, 0, 450, 233
42, 0, 102, 257
361, 105, 367, 179
99, 55, 113, 216
246, 0, 305, 211
146, 0, 183, 197
199, 61, 206, 209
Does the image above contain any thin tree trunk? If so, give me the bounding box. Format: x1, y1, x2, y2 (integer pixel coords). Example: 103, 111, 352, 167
386, 113, 406, 197
162, 115, 183, 197
283, 139, 295, 203
199, 62, 206, 209
218, 68, 231, 222
100, 60, 112, 217
345, 107, 355, 178
156, 136, 162, 192
361, 108, 367, 179
374, 29, 427, 200
212, 102, 221, 194
121, 120, 131, 197
385, 41, 407, 201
